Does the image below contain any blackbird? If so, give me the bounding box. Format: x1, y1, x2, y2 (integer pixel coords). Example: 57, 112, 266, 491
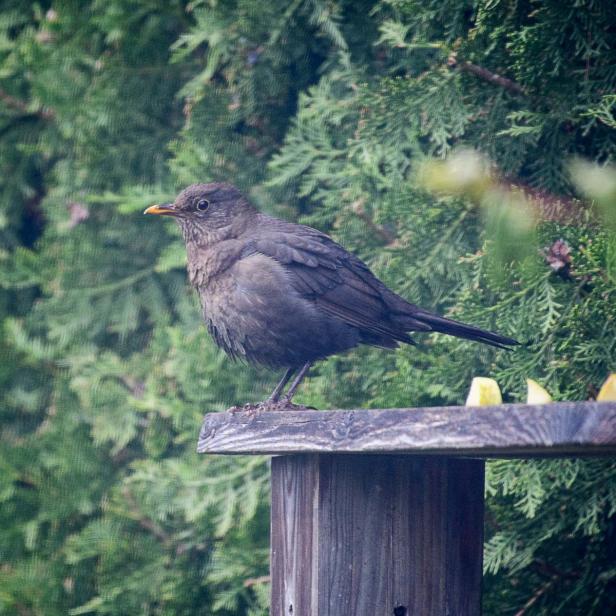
145, 183, 517, 406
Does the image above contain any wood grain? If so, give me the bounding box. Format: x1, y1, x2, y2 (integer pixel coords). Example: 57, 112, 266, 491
270, 455, 484, 616
270, 455, 319, 616
198, 401, 616, 457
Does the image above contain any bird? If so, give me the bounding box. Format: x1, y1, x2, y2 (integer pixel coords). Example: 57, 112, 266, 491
145, 183, 517, 408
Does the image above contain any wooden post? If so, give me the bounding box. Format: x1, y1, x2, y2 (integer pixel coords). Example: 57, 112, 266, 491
270, 454, 484, 616
198, 401, 616, 615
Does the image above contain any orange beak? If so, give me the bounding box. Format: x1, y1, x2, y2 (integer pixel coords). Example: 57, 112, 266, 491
144, 204, 177, 216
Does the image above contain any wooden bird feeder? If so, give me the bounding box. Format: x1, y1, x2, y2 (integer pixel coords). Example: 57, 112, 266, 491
198, 401, 616, 615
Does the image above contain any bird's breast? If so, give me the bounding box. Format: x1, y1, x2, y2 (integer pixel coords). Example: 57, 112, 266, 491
186, 240, 245, 288
195, 253, 359, 367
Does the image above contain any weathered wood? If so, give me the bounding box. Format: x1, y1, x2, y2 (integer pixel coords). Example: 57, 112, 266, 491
198, 401, 616, 456
200, 400, 616, 615
270, 455, 318, 616
271, 454, 484, 616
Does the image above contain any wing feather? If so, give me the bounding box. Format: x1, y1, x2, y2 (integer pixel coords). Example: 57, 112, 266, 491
239, 220, 517, 351
241, 230, 414, 345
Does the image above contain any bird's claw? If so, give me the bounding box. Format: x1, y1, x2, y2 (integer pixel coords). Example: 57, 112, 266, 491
228, 402, 262, 418
227, 400, 317, 415
268, 399, 316, 412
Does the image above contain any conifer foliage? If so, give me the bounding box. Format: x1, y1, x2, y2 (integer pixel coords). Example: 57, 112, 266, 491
1, 1, 614, 614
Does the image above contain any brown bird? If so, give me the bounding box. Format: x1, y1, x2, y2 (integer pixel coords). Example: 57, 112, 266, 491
145, 183, 517, 407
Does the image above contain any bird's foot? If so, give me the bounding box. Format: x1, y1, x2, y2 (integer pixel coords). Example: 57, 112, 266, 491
228, 400, 316, 414
262, 398, 316, 412
228, 402, 264, 417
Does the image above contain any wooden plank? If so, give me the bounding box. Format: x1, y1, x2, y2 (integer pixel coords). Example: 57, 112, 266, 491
270, 455, 484, 616
270, 455, 319, 616
316, 455, 394, 613
198, 401, 616, 457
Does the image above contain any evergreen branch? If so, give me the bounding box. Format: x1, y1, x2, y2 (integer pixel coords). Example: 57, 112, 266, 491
76, 266, 155, 297
0, 87, 55, 119
448, 54, 526, 96
268, 0, 304, 48
421, 208, 470, 271
483, 273, 551, 313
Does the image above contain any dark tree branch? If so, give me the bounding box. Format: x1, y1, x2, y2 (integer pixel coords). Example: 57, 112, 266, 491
448, 54, 526, 96
0, 87, 55, 120
514, 560, 581, 615
514, 576, 557, 616
533, 559, 580, 581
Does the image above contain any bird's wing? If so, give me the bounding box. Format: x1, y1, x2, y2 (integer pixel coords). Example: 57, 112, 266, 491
240, 228, 430, 345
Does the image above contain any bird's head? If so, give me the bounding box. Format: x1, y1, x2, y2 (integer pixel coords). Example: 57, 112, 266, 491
144, 183, 257, 245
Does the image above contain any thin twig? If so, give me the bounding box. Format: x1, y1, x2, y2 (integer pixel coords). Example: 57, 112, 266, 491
533, 559, 580, 581
14, 603, 33, 616
505, 180, 589, 226
244, 575, 270, 588
448, 54, 526, 96
76, 266, 155, 297
350, 198, 398, 246
0, 87, 55, 119
122, 487, 171, 546
515, 560, 580, 616
514, 575, 557, 616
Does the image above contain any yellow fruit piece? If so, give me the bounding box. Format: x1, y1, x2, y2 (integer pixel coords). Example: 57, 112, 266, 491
526, 379, 553, 404
597, 374, 616, 401
465, 377, 502, 406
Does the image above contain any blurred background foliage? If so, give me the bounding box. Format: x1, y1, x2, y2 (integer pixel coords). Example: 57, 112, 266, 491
0, 0, 615, 614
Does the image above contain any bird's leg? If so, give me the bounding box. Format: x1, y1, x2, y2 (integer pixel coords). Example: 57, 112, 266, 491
267, 367, 296, 403
280, 362, 312, 404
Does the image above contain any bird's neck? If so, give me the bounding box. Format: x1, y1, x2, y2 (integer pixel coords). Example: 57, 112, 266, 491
180, 205, 257, 288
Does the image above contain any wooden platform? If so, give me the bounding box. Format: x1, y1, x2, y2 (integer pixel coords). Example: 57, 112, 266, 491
198, 400, 616, 615
198, 401, 616, 456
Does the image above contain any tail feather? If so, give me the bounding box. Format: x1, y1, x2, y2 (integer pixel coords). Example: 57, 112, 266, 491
411, 310, 519, 350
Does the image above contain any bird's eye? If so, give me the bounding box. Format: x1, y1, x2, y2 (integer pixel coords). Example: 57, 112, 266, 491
196, 198, 209, 212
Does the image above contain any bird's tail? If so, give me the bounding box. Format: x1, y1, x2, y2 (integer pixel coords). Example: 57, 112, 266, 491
411, 309, 519, 350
